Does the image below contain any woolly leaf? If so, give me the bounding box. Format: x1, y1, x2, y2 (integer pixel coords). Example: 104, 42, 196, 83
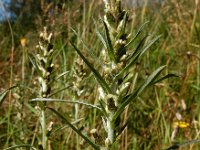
103, 21, 116, 63
113, 66, 166, 121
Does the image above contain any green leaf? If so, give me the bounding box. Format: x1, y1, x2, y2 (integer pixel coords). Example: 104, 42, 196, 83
115, 35, 161, 79
117, 12, 128, 39
140, 35, 161, 57
0, 85, 18, 106
112, 66, 166, 121
49, 71, 70, 85
50, 118, 84, 136
47, 107, 100, 150
137, 65, 166, 95
152, 74, 179, 85
125, 21, 149, 48
49, 85, 72, 97
4, 144, 37, 150
99, 99, 108, 118
103, 21, 116, 63
55, 71, 70, 80
71, 28, 101, 62
127, 35, 147, 61
70, 42, 112, 94
28, 54, 39, 71
96, 29, 107, 49
166, 139, 200, 150
31, 98, 102, 111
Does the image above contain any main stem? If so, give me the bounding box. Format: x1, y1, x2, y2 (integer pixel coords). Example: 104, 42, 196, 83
40, 105, 47, 150
107, 119, 115, 144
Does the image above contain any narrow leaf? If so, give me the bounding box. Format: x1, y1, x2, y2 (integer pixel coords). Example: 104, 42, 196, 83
117, 12, 128, 38
4, 144, 37, 150
125, 21, 149, 48
0, 85, 18, 106
103, 21, 116, 63
0, 90, 9, 106
47, 107, 100, 150
31, 98, 102, 111
166, 139, 200, 150
55, 71, 70, 80
49, 85, 72, 97
71, 28, 101, 63
28, 54, 38, 70
70, 42, 112, 94
152, 74, 179, 85
50, 118, 84, 136
96, 29, 107, 49
115, 35, 161, 79
127, 35, 147, 61
137, 65, 166, 96
99, 100, 108, 118
113, 66, 166, 121
116, 120, 129, 137
140, 35, 161, 57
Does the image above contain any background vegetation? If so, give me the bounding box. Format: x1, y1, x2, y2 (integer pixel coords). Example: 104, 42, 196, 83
0, 0, 200, 149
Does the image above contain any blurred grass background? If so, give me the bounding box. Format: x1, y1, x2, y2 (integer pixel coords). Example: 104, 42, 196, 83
0, 0, 200, 149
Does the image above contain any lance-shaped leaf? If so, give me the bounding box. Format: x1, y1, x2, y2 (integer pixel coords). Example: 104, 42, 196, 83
152, 73, 179, 85
71, 28, 101, 63
31, 98, 102, 111
127, 35, 147, 61
47, 107, 100, 150
117, 12, 128, 39
103, 21, 116, 63
112, 65, 166, 122
99, 99, 108, 118
96, 29, 107, 50
125, 21, 149, 48
115, 35, 161, 79
70, 42, 112, 94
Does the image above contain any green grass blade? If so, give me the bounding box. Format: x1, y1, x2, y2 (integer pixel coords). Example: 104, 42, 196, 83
0, 85, 18, 106
4, 144, 37, 150
166, 139, 200, 150
71, 41, 112, 94
47, 107, 100, 150
28, 54, 39, 71
113, 66, 166, 121
49, 85, 72, 97
103, 21, 116, 63
55, 71, 70, 80
71, 28, 100, 62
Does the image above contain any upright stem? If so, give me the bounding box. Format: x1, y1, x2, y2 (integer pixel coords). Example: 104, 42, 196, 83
101, 0, 129, 148
107, 119, 115, 144
41, 107, 47, 150
34, 27, 54, 150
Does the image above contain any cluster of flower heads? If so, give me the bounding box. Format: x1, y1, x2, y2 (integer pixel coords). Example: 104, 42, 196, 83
35, 27, 54, 98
